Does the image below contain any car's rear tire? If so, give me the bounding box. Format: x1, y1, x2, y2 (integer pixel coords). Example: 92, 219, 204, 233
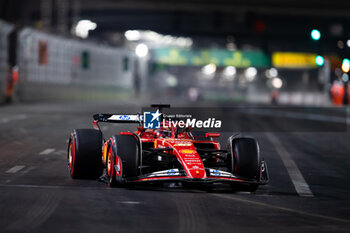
227, 137, 261, 192
68, 129, 103, 179
107, 135, 140, 187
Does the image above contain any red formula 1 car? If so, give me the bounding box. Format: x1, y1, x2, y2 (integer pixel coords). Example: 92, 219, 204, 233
68, 105, 269, 191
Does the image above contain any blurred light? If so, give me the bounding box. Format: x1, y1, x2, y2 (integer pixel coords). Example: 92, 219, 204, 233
125, 30, 192, 48
226, 42, 237, 51
166, 75, 178, 87
342, 58, 350, 73
337, 40, 344, 49
135, 43, 149, 57
75, 20, 97, 39
347, 40, 350, 48
269, 68, 278, 77
188, 88, 199, 101
342, 73, 349, 82
311, 29, 321, 41
124, 30, 141, 41
315, 55, 325, 66
272, 77, 283, 89
202, 63, 216, 76
265, 67, 278, 78
223, 66, 236, 77
245, 67, 257, 81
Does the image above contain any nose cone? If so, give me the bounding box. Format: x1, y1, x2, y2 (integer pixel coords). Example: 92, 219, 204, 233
179, 149, 206, 178
187, 167, 206, 178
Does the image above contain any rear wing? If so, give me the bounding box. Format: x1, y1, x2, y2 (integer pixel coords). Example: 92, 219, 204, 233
93, 114, 141, 123
92, 104, 170, 129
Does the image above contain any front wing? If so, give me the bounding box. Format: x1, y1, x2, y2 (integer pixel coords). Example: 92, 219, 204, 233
125, 166, 269, 185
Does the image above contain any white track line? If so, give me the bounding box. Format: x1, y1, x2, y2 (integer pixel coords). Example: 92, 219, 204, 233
0, 114, 27, 124
119, 201, 141, 205
266, 132, 314, 197
6, 165, 26, 174
21, 166, 36, 174
39, 149, 56, 155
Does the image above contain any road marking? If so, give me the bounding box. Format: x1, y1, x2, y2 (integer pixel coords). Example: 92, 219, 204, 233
39, 148, 56, 155
118, 201, 141, 205
213, 193, 350, 224
21, 166, 36, 174
0, 114, 27, 124
6, 165, 26, 173
266, 132, 314, 197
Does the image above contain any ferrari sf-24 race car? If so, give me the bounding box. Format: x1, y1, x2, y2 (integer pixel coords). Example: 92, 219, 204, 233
67, 105, 269, 191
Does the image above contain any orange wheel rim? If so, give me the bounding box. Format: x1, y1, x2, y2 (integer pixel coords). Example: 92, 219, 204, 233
107, 151, 112, 175
68, 143, 73, 167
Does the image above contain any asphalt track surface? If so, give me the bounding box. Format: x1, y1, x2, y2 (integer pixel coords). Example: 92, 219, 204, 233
0, 101, 350, 233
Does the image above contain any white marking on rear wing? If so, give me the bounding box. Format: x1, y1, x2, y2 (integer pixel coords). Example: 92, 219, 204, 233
108, 115, 140, 121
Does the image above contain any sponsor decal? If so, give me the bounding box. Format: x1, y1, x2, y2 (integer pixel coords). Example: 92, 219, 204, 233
209, 169, 234, 177
212, 170, 221, 176
174, 143, 192, 146
146, 169, 180, 177
167, 169, 176, 175
183, 154, 196, 157
180, 149, 196, 154
166, 140, 191, 144
119, 115, 131, 120
189, 166, 204, 170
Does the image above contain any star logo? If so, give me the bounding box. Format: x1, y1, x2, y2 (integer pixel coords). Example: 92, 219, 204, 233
151, 110, 162, 122
143, 110, 162, 129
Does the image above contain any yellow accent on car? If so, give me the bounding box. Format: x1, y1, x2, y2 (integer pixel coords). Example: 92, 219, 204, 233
180, 149, 195, 154
103, 144, 108, 165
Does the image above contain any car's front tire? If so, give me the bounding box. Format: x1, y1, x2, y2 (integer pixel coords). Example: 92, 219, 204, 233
107, 134, 140, 187
227, 136, 261, 192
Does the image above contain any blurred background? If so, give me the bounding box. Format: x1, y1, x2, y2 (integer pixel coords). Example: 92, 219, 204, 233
1, 0, 350, 105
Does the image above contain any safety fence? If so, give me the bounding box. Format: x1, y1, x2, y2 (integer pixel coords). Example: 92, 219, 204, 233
0, 19, 135, 102
16, 28, 134, 101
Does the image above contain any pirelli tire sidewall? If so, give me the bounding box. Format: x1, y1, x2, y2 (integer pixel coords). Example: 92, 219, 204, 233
227, 137, 261, 181
111, 134, 140, 182
68, 129, 103, 179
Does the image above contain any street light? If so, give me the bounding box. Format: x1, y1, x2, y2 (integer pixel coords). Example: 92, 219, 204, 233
272, 77, 283, 89
135, 43, 149, 58
75, 20, 97, 39
315, 55, 324, 66
342, 58, 350, 73
245, 67, 257, 81
311, 29, 321, 41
